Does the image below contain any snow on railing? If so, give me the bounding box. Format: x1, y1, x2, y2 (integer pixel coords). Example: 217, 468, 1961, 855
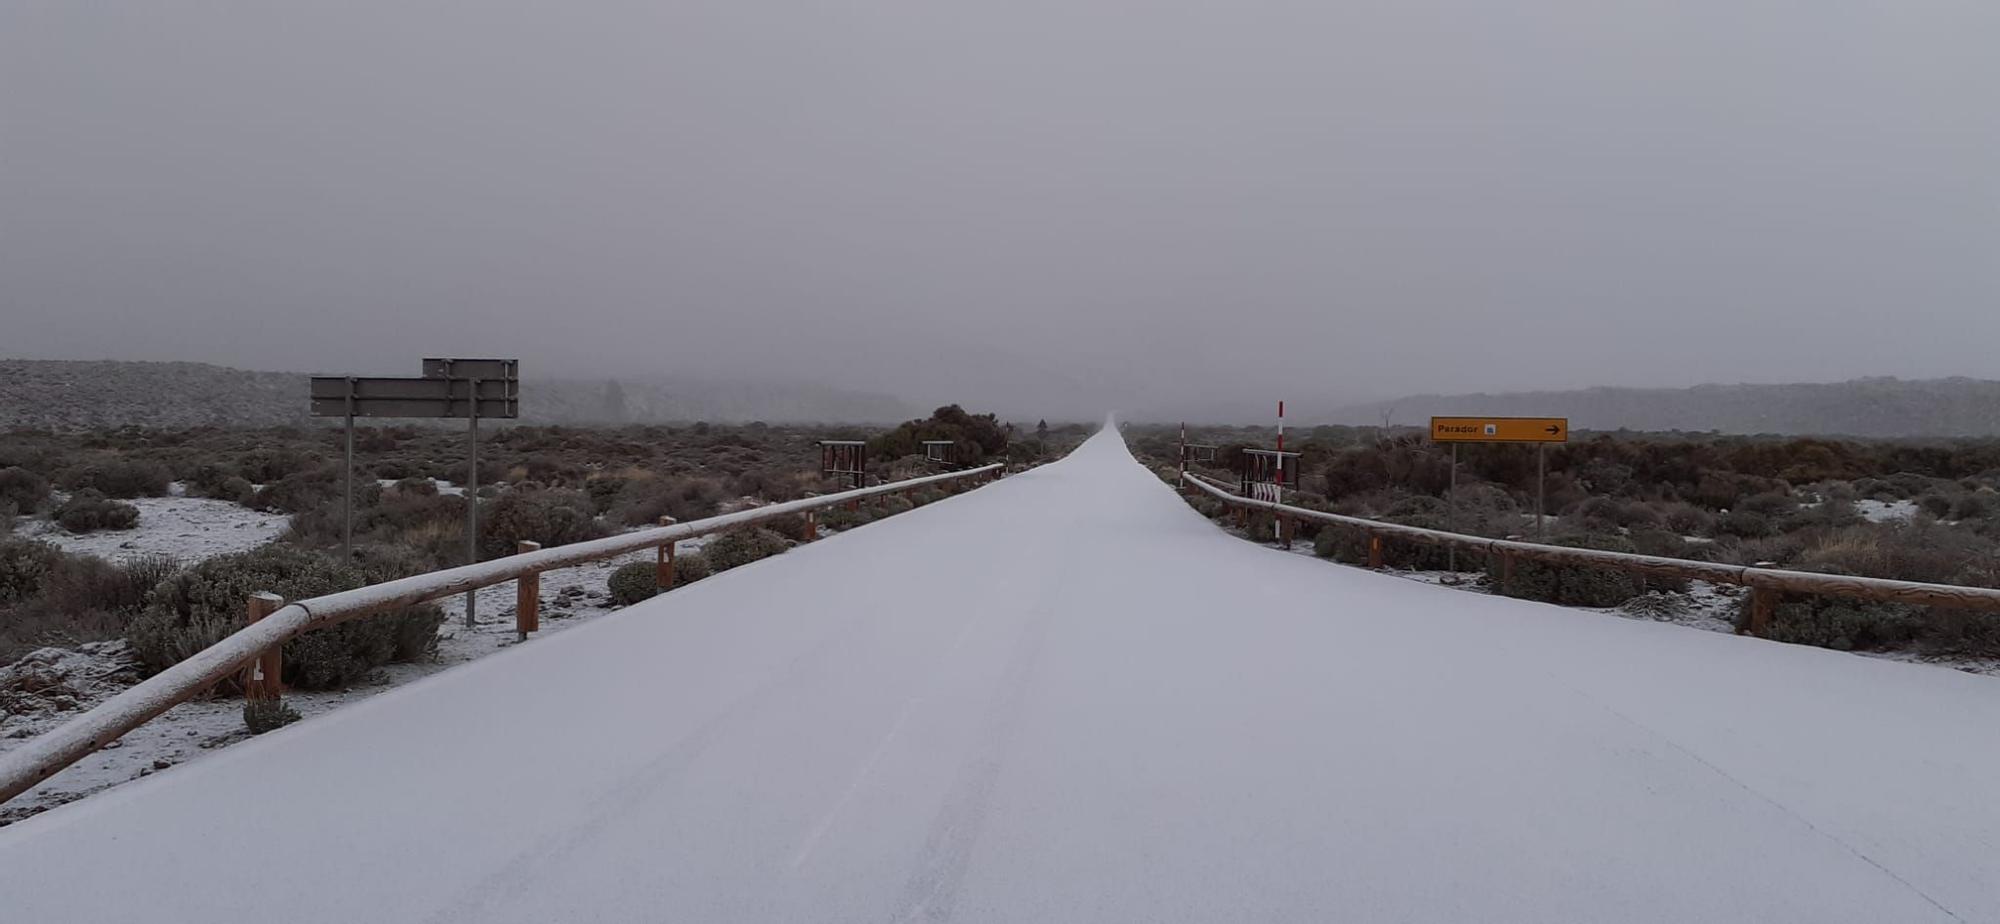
0, 464, 1002, 808
1182, 471, 2000, 627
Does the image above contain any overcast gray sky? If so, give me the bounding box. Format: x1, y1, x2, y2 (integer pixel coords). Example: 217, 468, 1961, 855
4, 1, 1995, 421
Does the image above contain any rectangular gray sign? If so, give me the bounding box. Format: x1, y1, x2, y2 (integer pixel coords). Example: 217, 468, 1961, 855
421, 358, 518, 382
309, 376, 520, 419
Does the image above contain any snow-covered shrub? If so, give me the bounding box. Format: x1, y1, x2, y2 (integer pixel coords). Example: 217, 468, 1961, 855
1488, 535, 1648, 608
819, 506, 875, 531
610, 551, 715, 601
703, 528, 790, 572
1754, 597, 1921, 652
1713, 510, 1774, 539
0, 540, 62, 604
607, 562, 659, 606
54, 490, 140, 533
1658, 503, 1714, 536
607, 476, 726, 527
57, 458, 172, 499
253, 466, 349, 514
481, 485, 604, 557
243, 698, 300, 734
0, 467, 50, 514
41, 553, 177, 619
184, 464, 257, 505
128, 545, 443, 690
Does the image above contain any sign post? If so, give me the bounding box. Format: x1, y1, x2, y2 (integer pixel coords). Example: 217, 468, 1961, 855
819, 440, 867, 491
311, 359, 519, 628
1428, 416, 1569, 553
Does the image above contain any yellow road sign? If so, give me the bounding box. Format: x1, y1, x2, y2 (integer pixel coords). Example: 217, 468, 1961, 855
1430, 416, 1568, 443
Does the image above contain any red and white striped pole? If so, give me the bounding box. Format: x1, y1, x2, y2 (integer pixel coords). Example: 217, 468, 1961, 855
1275, 401, 1285, 491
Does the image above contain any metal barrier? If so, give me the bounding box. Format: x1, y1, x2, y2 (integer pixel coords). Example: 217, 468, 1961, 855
0, 463, 1002, 807
1183, 472, 2000, 627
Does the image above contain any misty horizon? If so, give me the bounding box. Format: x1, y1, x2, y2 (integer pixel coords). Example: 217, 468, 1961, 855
5, 2, 1995, 423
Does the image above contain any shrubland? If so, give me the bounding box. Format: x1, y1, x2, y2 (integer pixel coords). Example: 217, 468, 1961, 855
1138, 423, 2000, 658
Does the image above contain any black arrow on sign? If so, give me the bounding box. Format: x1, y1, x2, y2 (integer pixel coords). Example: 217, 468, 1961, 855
1545, 425, 1561, 434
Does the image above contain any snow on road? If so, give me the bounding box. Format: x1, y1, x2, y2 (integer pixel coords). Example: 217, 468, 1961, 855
4, 427, 1999, 922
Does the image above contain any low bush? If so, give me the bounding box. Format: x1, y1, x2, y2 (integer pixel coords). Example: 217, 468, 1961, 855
704, 528, 790, 572
127, 544, 443, 690
40, 553, 177, 617
0, 467, 51, 514
1713, 509, 1774, 539
0, 539, 63, 604
243, 698, 301, 734
57, 458, 172, 499
608, 476, 727, 527
1488, 534, 1649, 607
1758, 597, 1922, 652
253, 466, 351, 515
607, 562, 660, 606
674, 551, 714, 585
481, 485, 605, 557
184, 463, 256, 505
54, 489, 141, 532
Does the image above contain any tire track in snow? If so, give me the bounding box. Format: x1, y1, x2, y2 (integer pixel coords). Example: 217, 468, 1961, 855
888, 532, 1081, 923
422, 606, 891, 924
1546, 673, 1966, 923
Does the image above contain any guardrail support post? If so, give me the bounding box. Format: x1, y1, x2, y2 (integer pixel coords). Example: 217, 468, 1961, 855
1747, 585, 1777, 637
515, 541, 541, 641
1279, 514, 1295, 550
1499, 552, 1515, 594
244, 592, 285, 703
802, 510, 818, 542
1366, 532, 1384, 569
656, 517, 677, 589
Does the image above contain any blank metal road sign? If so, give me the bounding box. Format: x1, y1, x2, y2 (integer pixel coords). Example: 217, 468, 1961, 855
309, 376, 520, 419
1430, 416, 1568, 443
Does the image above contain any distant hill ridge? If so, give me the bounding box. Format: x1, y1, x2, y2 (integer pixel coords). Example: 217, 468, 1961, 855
1322, 377, 2000, 438
0, 360, 917, 429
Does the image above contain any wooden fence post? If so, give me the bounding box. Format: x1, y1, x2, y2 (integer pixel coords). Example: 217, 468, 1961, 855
802, 510, 818, 542
1747, 585, 1778, 637
1366, 532, 1384, 569
515, 540, 541, 641
1279, 514, 1295, 550
1500, 552, 1515, 594
656, 517, 677, 589
243, 592, 285, 702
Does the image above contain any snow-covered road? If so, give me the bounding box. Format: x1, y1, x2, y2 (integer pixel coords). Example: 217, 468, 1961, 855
3, 426, 1998, 922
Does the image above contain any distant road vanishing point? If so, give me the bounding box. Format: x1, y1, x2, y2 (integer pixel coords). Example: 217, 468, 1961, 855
3, 425, 1996, 922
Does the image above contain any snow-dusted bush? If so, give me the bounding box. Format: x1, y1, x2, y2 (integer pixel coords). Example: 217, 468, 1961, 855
57, 459, 172, 499
0, 540, 62, 605
1488, 535, 1647, 608
0, 467, 50, 514
54, 490, 140, 533
253, 466, 350, 514
703, 528, 790, 572
607, 562, 660, 606
243, 698, 300, 734
608, 475, 727, 528
481, 485, 604, 557
128, 545, 442, 690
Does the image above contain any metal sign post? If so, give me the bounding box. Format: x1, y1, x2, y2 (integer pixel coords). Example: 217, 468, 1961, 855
819, 440, 867, 490
922, 440, 957, 468
1428, 415, 1569, 549
310, 358, 519, 628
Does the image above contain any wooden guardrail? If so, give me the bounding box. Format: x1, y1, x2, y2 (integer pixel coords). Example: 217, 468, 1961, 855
0, 463, 1003, 807
1183, 472, 2000, 629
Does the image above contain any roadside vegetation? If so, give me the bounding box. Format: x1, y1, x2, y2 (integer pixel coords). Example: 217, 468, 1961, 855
1136, 424, 2000, 660
0, 409, 1080, 676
